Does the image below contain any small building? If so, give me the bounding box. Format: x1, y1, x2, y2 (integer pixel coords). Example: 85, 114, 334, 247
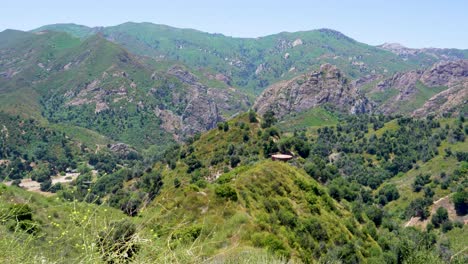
271, 153, 293, 161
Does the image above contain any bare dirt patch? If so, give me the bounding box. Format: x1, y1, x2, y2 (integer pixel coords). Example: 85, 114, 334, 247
405, 195, 468, 228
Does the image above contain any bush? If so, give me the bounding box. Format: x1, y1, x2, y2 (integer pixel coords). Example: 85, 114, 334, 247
431, 207, 448, 228
215, 184, 238, 201
248, 110, 258, 123
412, 174, 431, 192
40, 179, 52, 192
377, 184, 400, 205
97, 220, 139, 263
185, 156, 202, 173
230, 155, 241, 168
174, 178, 181, 188
406, 198, 431, 220
365, 205, 383, 226
441, 221, 453, 233
171, 225, 202, 244
223, 122, 230, 132
8, 204, 33, 221
261, 110, 277, 129
452, 190, 467, 215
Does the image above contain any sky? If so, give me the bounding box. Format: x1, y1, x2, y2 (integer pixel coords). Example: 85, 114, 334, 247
1, 0, 467, 49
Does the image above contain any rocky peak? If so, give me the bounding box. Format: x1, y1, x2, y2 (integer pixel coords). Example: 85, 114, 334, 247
254, 64, 373, 118
378, 43, 419, 56
420, 60, 468, 87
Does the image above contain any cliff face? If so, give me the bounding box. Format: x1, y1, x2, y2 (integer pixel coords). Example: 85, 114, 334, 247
153, 65, 250, 140
365, 60, 468, 116
254, 64, 373, 118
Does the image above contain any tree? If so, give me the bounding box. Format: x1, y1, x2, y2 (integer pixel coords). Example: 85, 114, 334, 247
406, 198, 431, 220
377, 184, 400, 205
261, 110, 277, 128
248, 109, 258, 123
431, 207, 448, 228
40, 179, 52, 192
223, 122, 229, 132
452, 190, 467, 215
230, 155, 240, 168
412, 174, 431, 192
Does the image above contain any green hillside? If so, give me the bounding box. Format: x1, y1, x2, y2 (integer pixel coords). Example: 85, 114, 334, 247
0, 30, 248, 150
0, 22, 467, 264
33, 22, 450, 94
0, 110, 467, 263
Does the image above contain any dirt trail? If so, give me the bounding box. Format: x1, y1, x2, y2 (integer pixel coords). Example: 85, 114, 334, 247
404, 194, 468, 228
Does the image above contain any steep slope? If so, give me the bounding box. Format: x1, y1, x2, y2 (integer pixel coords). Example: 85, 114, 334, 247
254, 64, 373, 118
34, 22, 442, 93
0, 30, 249, 148
144, 160, 382, 263
0, 183, 128, 263
360, 60, 468, 116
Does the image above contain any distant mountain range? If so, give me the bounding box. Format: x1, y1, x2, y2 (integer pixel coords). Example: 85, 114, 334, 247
0, 22, 467, 149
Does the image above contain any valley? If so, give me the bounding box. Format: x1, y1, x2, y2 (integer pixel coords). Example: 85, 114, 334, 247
0, 21, 467, 263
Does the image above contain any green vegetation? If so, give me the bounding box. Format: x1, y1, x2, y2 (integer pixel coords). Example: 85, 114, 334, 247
1, 23, 467, 263
33, 22, 453, 94
1, 112, 467, 263
278, 107, 339, 131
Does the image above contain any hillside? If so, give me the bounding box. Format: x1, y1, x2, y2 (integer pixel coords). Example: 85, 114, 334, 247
0, 21, 467, 264
33, 22, 462, 94
378, 42, 468, 62
0, 111, 467, 263
0, 30, 250, 149
359, 60, 468, 116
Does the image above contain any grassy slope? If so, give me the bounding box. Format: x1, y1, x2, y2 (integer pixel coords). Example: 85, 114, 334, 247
0, 184, 127, 263
277, 107, 339, 132
138, 161, 380, 263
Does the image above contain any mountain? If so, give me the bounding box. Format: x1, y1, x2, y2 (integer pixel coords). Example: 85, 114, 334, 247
379, 42, 468, 61
2, 24, 467, 151
34, 22, 465, 94
1, 21, 467, 264
0, 30, 249, 148
358, 60, 468, 116
254, 63, 373, 118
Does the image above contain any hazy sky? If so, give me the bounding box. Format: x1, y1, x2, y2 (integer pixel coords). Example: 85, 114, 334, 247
1, 0, 467, 49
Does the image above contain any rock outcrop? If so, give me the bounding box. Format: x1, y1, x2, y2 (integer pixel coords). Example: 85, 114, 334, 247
254, 64, 373, 118
362, 60, 468, 116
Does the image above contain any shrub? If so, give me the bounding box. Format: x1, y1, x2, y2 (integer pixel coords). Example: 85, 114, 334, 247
215, 184, 238, 201
8, 204, 33, 221
173, 178, 181, 188
171, 225, 202, 244
412, 174, 431, 192
223, 122, 230, 132
431, 207, 448, 228
97, 220, 139, 263
261, 110, 277, 129
248, 110, 258, 123
230, 155, 241, 168
377, 184, 400, 204
406, 198, 431, 220
452, 190, 467, 215
441, 221, 453, 233
185, 156, 202, 173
